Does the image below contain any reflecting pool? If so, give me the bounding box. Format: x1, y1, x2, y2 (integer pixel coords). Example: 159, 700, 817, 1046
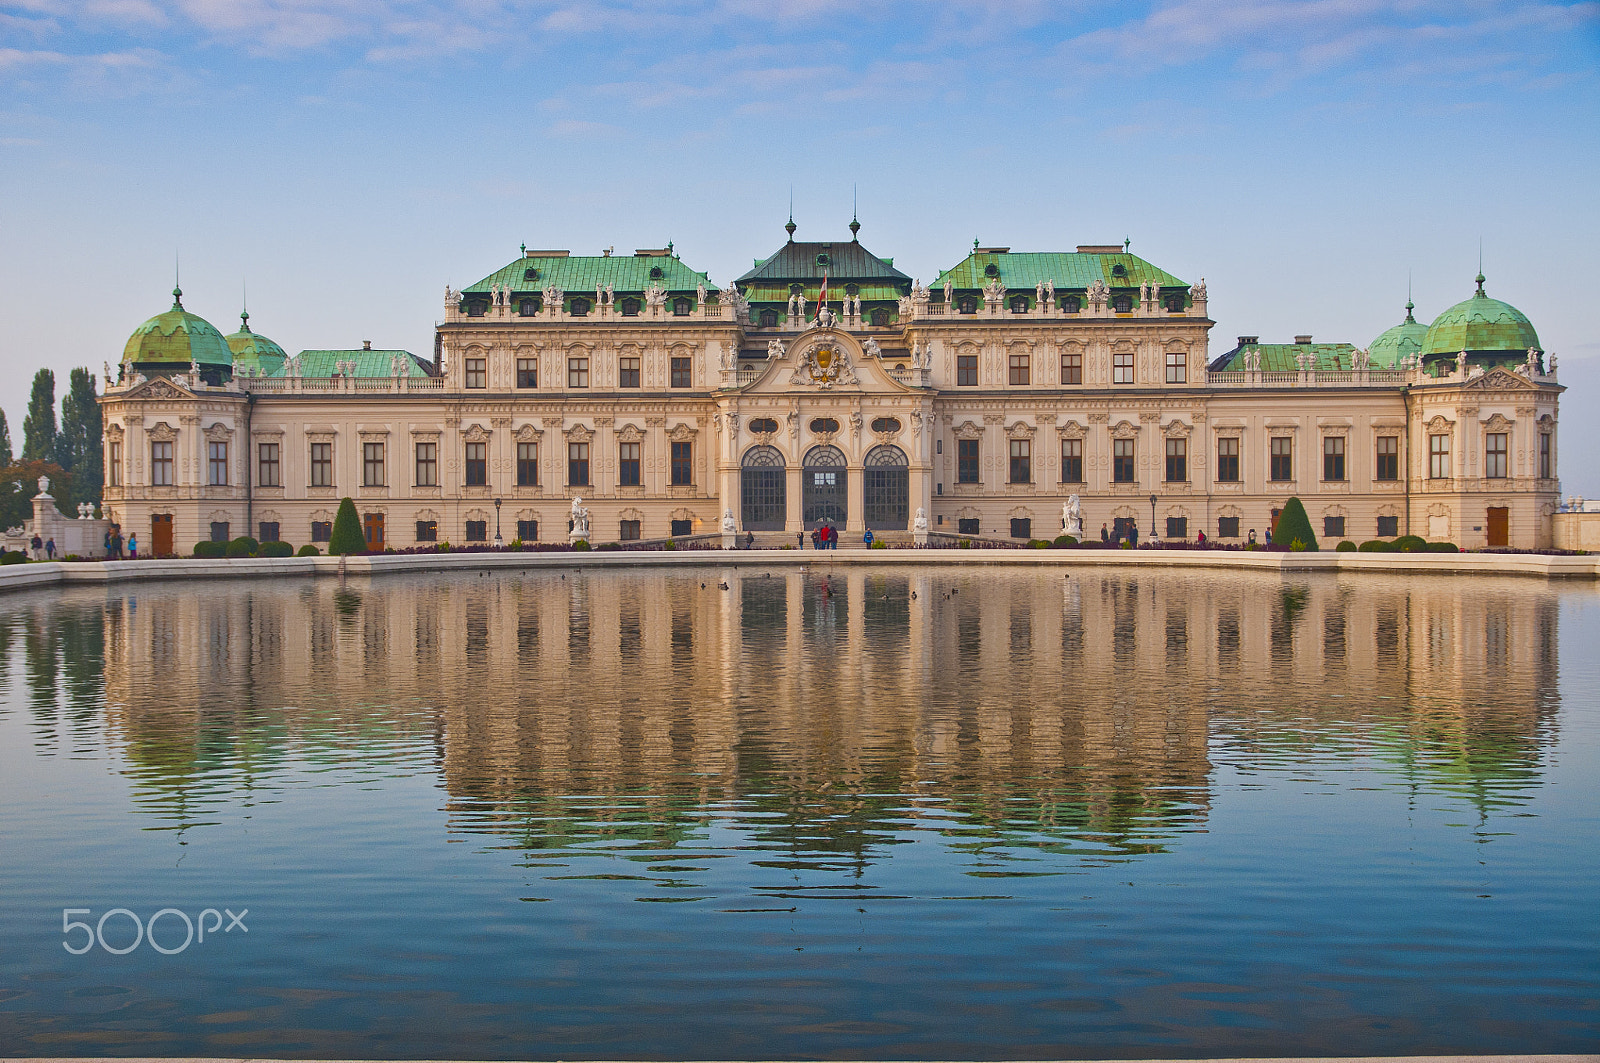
0, 566, 1596, 1059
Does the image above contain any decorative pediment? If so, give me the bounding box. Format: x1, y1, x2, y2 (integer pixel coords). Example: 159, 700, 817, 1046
461, 423, 492, 442
1465, 367, 1538, 391
1110, 420, 1139, 439
566, 423, 593, 442
515, 422, 542, 441
105, 423, 124, 440
1056, 419, 1086, 439
1162, 420, 1193, 438
128, 378, 190, 401
204, 422, 233, 441
147, 421, 178, 442
954, 420, 983, 440
1482, 413, 1514, 431
668, 422, 698, 441
1006, 420, 1036, 439
463, 507, 490, 522
616, 422, 644, 443
415, 508, 441, 522
619, 507, 644, 522
1213, 425, 1244, 438
1425, 415, 1455, 432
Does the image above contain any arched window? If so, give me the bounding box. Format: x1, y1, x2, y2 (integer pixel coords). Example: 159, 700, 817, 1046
741, 445, 787, 531
570, 297, 592, 316
862, 444, 909, 529
759, 309, 779, 328
672, 297, 693, 316
870, 307, 890, 327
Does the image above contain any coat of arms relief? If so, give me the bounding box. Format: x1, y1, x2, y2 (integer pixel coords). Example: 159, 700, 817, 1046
790, 336, 858, 390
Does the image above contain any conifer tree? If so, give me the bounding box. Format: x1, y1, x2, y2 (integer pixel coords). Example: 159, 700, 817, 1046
58, 368, 102, 509
329, 497, 365, 555
0, 407, 12, 468
1270, 496, 1319, 551
22, 369, 56, 463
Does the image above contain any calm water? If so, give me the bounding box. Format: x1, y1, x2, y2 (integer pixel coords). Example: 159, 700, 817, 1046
0, 566, 1596, 1059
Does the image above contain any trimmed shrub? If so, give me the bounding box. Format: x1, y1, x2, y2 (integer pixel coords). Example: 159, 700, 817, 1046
1270, 497, 1319, 551
1393, 534, 1427, 552
193, 541, 226, 558
1358, 539, 1394, 552
328, 497, 365, 556
663, 540, 676, 551
572, 539, 591, 551
225, 536, 260, 558
596, 542, 622, 551
1053, 534, 1078, 547
1336, 540, 1357, 552
259, 541, 294, 558
1027, 538, 1050, 549
1, 550, 26, 565
296, 544, 321, 556
1426, 541, 1459, 553
958, 539, 973, 549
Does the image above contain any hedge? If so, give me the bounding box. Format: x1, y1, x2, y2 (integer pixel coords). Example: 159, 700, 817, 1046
1336, 540, 1357, 552
297, 544, 321, 556
193, 541, 226, 558
259, 541, 294, 558
1393, 534, 1427, 552
328, 497, 364, 556
1, 550, 25, 565
1053, 535, 1078, 547
1270, 497, 1319, 551
1359, 539, 1394, 552
225, 536, 260, 558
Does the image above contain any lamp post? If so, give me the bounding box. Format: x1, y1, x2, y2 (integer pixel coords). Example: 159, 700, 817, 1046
494, 497, 503, 547
1149, 494, 1157, 540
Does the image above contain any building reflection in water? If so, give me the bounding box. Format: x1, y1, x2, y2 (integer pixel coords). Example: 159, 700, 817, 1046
5, 568, 1561, 859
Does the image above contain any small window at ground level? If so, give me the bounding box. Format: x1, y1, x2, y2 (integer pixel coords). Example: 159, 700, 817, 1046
620, 520, 641, 541
1217, 516, 1240, 538
210, 521, 230, 542
258, 522, 279, 543
1010, 518, 1031, 539
1166, 517, 1188, 539
312, 521, 332, 542
670, 519, 692, 538
465, 520, 487, 541
958, 518, 980, 536
1324, 516, 1346, 538
1377, 515, 1400, 537
416, 520, 437, 542
516, 520, 537, 541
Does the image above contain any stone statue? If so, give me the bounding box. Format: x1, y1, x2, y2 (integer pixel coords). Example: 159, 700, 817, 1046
787, 292, 799, 318
786, 409, 799, 438
720, 344, 735, 371
1045, 279, 1055, 303
103, 361, 115, 386
1036, 282, 1045, 305
943, 279, 953, 305
849, 410, 863, 433
1550, 351, 1558, 373
898, 296, 913, 316
913, 507, 929, 534
645, 282, 666, 308
721, 509, 737, 534
1191, 278, 1207, 301
569, 496, 591, 542
1063, 495, 1083, 539
813, 305, 834, 329
697, 282, 707, 306
863, 338, 882, 360
768, 338, 786, 360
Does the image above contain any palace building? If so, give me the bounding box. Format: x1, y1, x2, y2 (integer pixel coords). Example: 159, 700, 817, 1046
98, 222, 1563, 553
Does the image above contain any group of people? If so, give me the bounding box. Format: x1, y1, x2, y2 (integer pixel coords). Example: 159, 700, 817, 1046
102, 527, 134, 560
28, 534, 55, 561
804, 523, 841, 550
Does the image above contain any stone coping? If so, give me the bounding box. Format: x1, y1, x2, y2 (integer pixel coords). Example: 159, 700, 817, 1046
0, 548, 1597, 596
6, 1056, 1597, 1063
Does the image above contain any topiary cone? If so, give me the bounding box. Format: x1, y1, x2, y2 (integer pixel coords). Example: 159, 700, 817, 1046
1270, 496, 1319, 551
329, 497, 365, 555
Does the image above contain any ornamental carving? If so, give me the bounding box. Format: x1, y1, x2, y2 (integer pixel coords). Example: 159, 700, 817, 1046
790, 339, 858, 389
668, 422, 698, 441
1006, 421, 1036, 439
1110, 420, 1139, 440
1425, 415, 1455, 432
461, 423, 491, 442
204, 422, 233, 441
132, 379, 187, 400
514, 423, 542, 441
147, 422, 177, 442
1482, 413, 1514, 431
1163, 420, 1193, 438
566, 424, 593, 442
1057, 419, 1086, 438
616, 423, 643, 442
954, 420, 983, 440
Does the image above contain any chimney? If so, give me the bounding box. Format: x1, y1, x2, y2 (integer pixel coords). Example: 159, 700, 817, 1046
363, 339, 372, 350
433, 331, 443, 372
1294, 335, 1312, 345
1238, 336, 1259, 347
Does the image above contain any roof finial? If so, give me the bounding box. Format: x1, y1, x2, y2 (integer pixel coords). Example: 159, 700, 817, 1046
974, 236, 980, 251
1405, 271, 1415, 322
1124, 236, 1131, 252
849, 185, 859, 241
1476, 239, 1485, 294
173, 251, 182, 308
241, 279, 250, 331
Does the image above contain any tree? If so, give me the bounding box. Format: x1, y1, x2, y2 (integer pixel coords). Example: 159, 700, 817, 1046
0, 460, 66, 531
22, 368, 56, 463
0, 408, 11, 468
329, 497, 365, 555
57, 368, 102, 511
1270, 496, 1319, 551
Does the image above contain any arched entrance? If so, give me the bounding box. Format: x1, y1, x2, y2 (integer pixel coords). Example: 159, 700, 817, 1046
740, 445, 787, 530
862, 444, 909, 529
802, 445, 847, 526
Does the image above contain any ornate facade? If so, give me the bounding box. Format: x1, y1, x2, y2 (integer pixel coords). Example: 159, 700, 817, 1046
98, 226, 1563, 553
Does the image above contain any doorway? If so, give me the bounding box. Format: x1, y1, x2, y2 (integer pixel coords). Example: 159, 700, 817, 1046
1486, 506, 1509, 547
364, 513, 385, 551
151, 514, 173, 556
802, 445, 848, 526
862, 444, 909, 529
740, 446, 787, 530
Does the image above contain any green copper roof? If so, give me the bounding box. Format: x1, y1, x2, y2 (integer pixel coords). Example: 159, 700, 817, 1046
1214, 342, 1366, 372
226, 310, 288, 376
270, 349, 431, 378
737, 238, 909, 284
465, 252, 713, 296
123, 287, 234, 367
1420, 275, 1540, 357
934, 250, 1187, 292
1368, 301, 1428, 365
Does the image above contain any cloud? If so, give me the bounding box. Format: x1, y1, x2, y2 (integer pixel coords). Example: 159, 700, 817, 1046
0, 46, 183, 95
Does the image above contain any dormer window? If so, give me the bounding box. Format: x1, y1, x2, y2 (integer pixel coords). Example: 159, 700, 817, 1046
759, 309, 779, 328
956, 295, 977, 314
519, 298, 538, 317
621, 298, 641, 316
672, 297, 692, 316
1112, 295, 1133, 313
1062, 295, 1081, 313
984, 263, 1000, 277
1165, 294, 1186, 312
816, 253, 830, 267
649, 265, 664, 280
467, 300, 487, 317
524, 267, 540, 281
1008, 295, 1029, 314
570, 297, 592, 316
870, 307, 890, 327
1111, 263, 1128, 278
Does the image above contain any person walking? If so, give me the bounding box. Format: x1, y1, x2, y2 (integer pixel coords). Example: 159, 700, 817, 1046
863, 528, 875, 548
127, 532, 138, 559
112, 529, 124, 559
744, 530, 754, 550
1129, 525, 1139, 547
45, 537, 55, 561
796, 532, 804, 550
1100, 522, 1109, 544
810, 529, 820, 550
30, 534, 42, 560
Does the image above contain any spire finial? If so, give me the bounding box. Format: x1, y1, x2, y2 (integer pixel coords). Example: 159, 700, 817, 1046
240, 280, 250, 331
1405, 272, 1414, 322
1124, 236, 1131, 252
974, 236, 980, 251
173, 251, 182, 308
1477, 239, 1486, 294
850, 185, 859, 240
520, 242, 526, 256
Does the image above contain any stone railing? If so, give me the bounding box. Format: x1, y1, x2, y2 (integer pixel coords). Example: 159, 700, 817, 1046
237, 375, 444, 395
445, 300, 740, 325
1206, 368, 1423, 389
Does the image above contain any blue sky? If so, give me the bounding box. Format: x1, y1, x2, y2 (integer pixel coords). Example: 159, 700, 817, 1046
3, 0, 1598, 490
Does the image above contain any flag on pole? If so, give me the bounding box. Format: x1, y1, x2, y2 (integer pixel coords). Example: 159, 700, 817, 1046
815, 270, 828, 322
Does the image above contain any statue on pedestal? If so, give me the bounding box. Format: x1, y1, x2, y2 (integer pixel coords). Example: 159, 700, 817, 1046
568, 496, 590, 542
721, 509, 737, 534
1063, 495, 1083, 539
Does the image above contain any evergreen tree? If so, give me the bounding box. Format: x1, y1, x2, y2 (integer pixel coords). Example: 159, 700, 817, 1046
1270, 496, 1319, 551
22, 368, 56, 463
58, 368, 102, 510
329, 497, 365, 555
0, 407, 12, 468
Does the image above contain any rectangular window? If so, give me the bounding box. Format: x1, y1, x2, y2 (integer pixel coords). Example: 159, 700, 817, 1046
465, 441, 487, 486
1165, 437, 1187, 482
1324, 515, 1346, 538
1060, 438, 1083, 483
465, 520, 487, 542
1485, 432, 1508, 479
1216, 436, 1240, 482
1112, 438, 1135, 483
416, 520, 438, 542
1270, 437, 1293, 481
464, 357, 486, 389
415, 441, 437, 486
516, 519, 538, 541
208, 441, 228, 486
568, 441, 589, 486
957, 517, 980, 536
1009, 352, 1030, 385
619, 441, 641, 486
311, 520, 332, 542
568, 357, 589, 388
670, 518, 692, 537
620, 519, 641, 541
1217, 515, 1240, 538
957, 438, 980, 483
516, 358, 537, 388
1010, 518, 1031, 539
671, 441, 693, 486
1060, 349, 1082, 385
1166, 516, 1188, 539
1008, 439, 1031, 483
210, 521, 229, 543
1429, 434, 1451, 479
1540, 433, 1551, 478
362, 441, 385, 487
108, 440, 122, 486
259, 521, 279, 543
1165, 350, 1187, 384
956, 353, 978, 386
516, 442, 538, 486
1112, 351, 1134, 384
1375, 436, 1399, 481
671, 356, 693, 388
1377, 514, 1400, 537
1323, 436, 1346, 482
310, 442, 332, 487
618, 356, 640, 388
257, 442, 280, 487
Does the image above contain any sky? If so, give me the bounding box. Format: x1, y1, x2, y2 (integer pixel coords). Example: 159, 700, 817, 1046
2, 0, 1598, 490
